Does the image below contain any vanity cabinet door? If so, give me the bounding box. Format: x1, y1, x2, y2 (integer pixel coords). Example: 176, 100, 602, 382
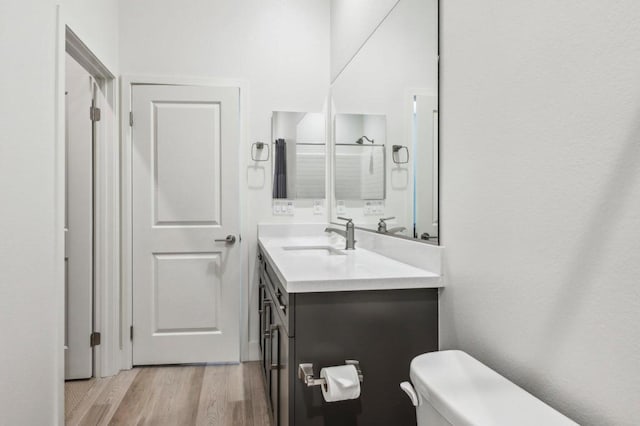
259, 278, 265, 353
278, 327, 290, 426
262, 300, 273, 385
269, 323, 280, 425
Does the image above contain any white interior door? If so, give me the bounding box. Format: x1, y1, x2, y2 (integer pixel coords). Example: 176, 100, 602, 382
65, 53, 94, 380
132, 84, 241, 365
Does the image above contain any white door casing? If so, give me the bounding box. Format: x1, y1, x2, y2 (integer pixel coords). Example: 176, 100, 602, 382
132, 84, 241, 365
64, 53, 94, 380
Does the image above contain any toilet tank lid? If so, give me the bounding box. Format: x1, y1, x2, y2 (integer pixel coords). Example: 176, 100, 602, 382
409, 350, 577, 426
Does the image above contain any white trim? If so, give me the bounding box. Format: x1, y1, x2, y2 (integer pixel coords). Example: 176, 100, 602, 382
54, 8, 65, 425
56, 11, 120, 405
120, 75, 250, 369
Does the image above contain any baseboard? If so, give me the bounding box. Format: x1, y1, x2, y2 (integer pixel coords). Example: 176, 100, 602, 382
244, 340, 260, 361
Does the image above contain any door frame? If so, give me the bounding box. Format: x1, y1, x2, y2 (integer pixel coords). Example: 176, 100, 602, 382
55, 8, 120, 423
120, 75, 249, 369
59, 23, 120, 379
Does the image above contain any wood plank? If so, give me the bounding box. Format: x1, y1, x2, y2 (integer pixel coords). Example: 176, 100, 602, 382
243, 362, 271, 425
196, 364, 231, 426
87, 368, 139, 426
65, 378, 96, 418
66, 377, 113, 425
108, 367, 162, 425
65, 363, 270, 426
143, 365, 205, 425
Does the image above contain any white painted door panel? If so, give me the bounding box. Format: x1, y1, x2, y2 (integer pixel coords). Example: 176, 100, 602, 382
132, 85, 240, 365
65, 53, 93, 380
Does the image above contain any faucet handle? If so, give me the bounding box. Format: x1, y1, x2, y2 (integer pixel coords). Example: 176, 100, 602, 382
379, 216, 395, 222
337, 216, 353, 223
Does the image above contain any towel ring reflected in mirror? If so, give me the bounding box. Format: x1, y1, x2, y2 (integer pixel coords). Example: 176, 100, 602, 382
251, 141, 270, 162
392, 145, 409, 164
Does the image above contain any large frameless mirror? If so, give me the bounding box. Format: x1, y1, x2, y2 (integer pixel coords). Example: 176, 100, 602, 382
330, 0, 439, 244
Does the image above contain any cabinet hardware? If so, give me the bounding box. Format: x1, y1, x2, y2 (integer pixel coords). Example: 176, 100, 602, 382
270, 363, 279, 371
264, 324, 277, 339
298, 360, 364, 387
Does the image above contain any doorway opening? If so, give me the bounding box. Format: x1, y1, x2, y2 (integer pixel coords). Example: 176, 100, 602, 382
63, 26, 118, 386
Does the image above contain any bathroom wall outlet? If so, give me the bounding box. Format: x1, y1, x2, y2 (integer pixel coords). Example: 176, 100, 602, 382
313, 200, 323, 215
364, 200, 384, 215
272, 200, 294, 216
336, 200, 346, 215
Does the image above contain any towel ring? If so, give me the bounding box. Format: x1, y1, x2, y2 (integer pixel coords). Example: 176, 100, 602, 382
392, 145, 409, 164
252, 141, 270, 162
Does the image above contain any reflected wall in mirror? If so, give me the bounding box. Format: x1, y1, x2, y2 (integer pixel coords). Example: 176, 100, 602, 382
330, 0, 438, 244
272, 111, 326, 200
334, 114, 386, 200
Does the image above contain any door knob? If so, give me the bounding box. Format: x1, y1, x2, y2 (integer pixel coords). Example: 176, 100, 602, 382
214, 235, 236, 244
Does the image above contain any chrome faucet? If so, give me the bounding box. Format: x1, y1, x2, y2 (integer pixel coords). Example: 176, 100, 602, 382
378, 217, 406, 235
325, 217, 356, 250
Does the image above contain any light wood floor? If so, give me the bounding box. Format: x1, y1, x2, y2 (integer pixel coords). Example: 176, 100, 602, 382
65, 362, 271, 426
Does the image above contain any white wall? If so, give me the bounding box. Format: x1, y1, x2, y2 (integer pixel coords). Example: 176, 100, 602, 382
118, 0, 330, 359
330, 0, 399, 81
0, 0, 118, 424
331, 0, 438, 231
440, 2, 640, 425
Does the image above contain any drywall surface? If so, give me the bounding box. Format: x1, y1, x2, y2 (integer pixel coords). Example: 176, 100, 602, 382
60, 0, 119, 71
330, 0, 399, 81
0, 3, 58, 424
118, 0, 330, 359
0, 0, 118, 424
440, 2, 640, 425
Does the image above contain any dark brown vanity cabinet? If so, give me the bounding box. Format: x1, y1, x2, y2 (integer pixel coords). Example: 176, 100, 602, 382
257, 247, 439, 426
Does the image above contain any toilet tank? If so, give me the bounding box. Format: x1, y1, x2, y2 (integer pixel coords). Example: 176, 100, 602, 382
407, 350, 578, 426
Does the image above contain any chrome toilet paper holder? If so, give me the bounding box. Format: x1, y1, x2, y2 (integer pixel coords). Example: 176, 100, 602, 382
298, 360, 364, 387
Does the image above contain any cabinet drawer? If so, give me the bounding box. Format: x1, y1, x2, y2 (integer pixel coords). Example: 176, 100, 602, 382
262, 267, 293, 337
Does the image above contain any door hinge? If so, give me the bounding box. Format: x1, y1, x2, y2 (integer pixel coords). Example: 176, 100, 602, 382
90, 106, 101, 122
129, 111, 134, 126
130, 325, 134, 341
90, 332, 101, 347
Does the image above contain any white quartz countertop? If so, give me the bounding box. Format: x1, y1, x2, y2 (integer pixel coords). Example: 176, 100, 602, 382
258, 235, 443, 293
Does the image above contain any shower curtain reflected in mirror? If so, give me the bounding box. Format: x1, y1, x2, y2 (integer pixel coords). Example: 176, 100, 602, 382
273, 138, 287, 198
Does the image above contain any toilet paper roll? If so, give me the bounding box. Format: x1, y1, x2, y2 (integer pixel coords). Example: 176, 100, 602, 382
320, 364, 361, 402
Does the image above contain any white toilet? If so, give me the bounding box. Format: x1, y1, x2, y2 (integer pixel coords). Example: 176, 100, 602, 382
401, 350, 578, 426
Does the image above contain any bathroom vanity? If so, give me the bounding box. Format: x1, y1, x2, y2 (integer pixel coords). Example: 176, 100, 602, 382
256, 225, 443, 426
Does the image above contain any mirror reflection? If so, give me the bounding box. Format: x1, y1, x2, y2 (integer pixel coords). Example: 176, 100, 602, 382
330, 0, 438, 243
272, 111, 326, 199
334, 114, 386, 201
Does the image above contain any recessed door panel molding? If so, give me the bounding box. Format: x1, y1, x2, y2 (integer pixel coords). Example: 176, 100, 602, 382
154, 101, 221, 226
153, 253, 221, 334
132, 84, 240, 366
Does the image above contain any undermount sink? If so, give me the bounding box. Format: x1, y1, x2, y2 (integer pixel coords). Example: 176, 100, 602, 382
282, 245, 346, 256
